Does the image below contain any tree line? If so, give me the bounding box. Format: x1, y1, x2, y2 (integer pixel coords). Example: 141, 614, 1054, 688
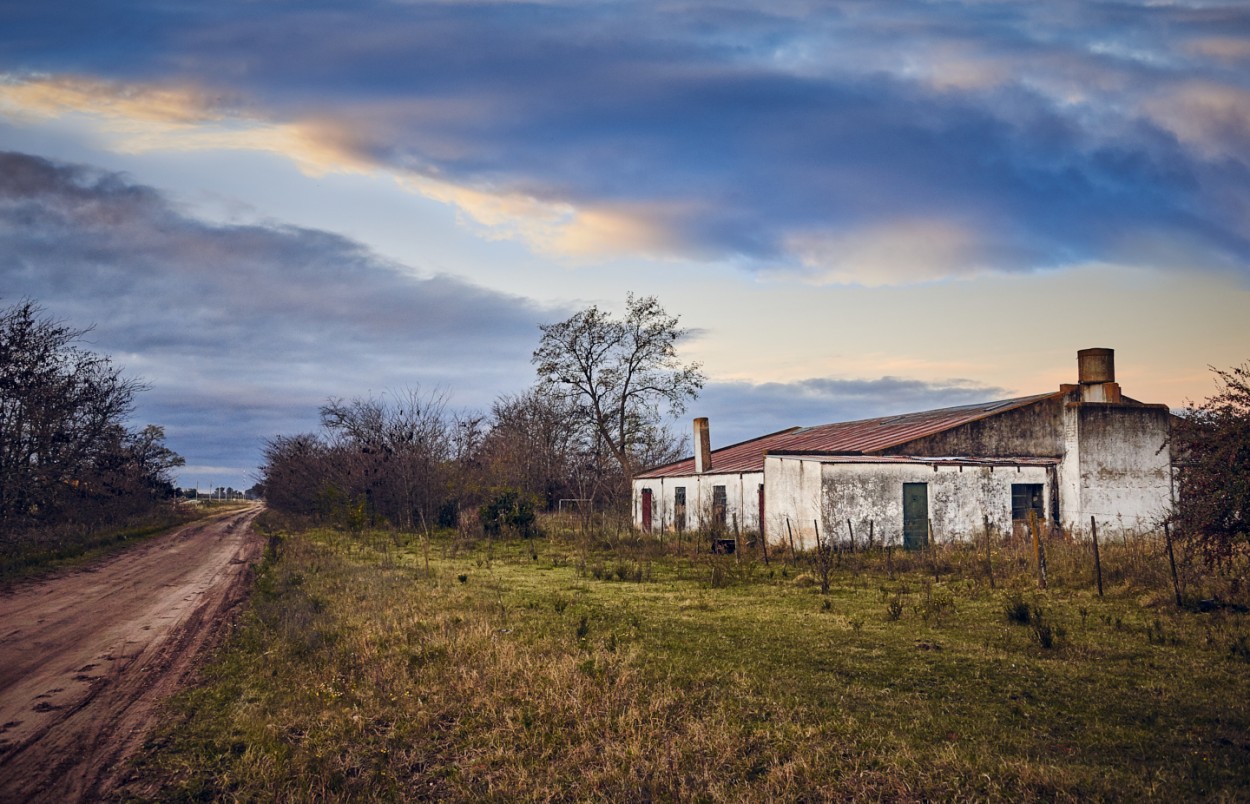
0, 300, 184, 540
260, 294, 705, 531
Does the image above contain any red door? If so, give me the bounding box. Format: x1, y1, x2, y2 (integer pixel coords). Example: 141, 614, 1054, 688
641, 488, 653, 533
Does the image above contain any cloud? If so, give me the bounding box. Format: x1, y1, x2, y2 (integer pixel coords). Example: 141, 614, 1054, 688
694, 375, 1010, 448
2, 1, 1249, 285
782, 218, 992, 285
0, 150, 558, 486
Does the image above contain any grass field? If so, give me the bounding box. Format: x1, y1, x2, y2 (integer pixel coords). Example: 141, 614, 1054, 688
128, 515, 1250, 800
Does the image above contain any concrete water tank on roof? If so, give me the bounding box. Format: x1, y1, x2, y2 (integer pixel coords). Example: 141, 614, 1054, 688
1077, 348, 1115, 385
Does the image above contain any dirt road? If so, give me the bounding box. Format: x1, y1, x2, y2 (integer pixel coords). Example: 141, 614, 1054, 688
0, 506, 263, 802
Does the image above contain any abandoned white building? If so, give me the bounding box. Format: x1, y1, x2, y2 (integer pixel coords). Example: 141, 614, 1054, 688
632, 349, 1174, 549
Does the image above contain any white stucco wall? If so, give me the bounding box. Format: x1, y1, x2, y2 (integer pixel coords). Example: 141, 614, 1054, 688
761, 456, 824, 549
765, 456, 1052, 547
1059, 403, 1173, 536
632, 472, 763, 534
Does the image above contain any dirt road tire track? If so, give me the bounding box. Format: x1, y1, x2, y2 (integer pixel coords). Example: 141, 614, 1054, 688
0, 506, 264, 802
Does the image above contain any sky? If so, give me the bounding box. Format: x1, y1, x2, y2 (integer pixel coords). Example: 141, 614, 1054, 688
2, 0, 1249, 491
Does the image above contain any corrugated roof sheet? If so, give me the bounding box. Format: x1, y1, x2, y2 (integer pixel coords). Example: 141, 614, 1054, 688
635, 392, 1060, 479
779, 455, 1060, 467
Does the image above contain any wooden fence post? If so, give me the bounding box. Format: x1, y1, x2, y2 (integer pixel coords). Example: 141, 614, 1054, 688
983, 514, 995, 590
927, 518, 939, 581
786, 517, 797, 563
1091, 516, 1103, 598
847, 518, 855, 553
1164, 521, 1182, 607
1030, 509, 1048, 589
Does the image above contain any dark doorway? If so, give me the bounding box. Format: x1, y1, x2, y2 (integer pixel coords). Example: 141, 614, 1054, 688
641, 488, 653, 533
712, 485, 727, 531
674, 487, 686, 532
903, 483, 928, 550
757, 484, 765, 541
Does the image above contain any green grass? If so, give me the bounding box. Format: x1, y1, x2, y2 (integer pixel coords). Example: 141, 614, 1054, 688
126, 518, 1250, 801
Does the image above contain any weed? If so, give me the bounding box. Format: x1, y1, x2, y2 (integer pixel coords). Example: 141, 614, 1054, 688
1005, 594, 1032, 625
917, 587, 956, 625
886, 595, 904, 621
1229, 634, 1250, 663
709, 560, 730, 588
1031, 612, 1063, 650
1004, 593, 1064, 649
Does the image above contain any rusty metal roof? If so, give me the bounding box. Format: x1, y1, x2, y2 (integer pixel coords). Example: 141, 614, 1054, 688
635, 392, 1060, 479
778, 455, 1060, 467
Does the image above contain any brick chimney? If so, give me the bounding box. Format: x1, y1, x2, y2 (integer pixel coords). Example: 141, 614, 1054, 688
693, 417, 712, 473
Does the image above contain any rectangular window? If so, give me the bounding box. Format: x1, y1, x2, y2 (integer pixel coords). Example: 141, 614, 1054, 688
674, 487, 686, 532
712, 485, 727, 530
1011, 483, 1044, 522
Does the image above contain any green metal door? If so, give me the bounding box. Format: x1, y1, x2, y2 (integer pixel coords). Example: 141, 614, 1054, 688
903, 483, 928, 550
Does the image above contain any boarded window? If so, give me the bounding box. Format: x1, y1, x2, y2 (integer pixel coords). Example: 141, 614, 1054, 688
712, 485, 727, 530
674, 487, 686, 531
1011, 483, 1044, 522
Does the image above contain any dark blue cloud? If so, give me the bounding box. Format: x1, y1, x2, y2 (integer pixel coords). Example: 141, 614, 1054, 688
2, 1, 1248, 280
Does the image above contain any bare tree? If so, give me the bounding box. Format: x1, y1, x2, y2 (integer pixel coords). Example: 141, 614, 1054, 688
532, 294, 704, 497
260, 433, 330, 519
479, 388, 582, 508
319, 389, 453, 530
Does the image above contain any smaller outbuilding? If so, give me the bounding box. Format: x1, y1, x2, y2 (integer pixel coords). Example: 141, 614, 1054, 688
632, 349, 1174, 548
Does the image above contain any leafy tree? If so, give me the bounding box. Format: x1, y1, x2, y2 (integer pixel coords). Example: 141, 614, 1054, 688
1173, 362, 1250, 562
532, 294, 703, 494
0, 300, 180, 534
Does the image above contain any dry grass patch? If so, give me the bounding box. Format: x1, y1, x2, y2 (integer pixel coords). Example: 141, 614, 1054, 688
128, 520, 1250, 800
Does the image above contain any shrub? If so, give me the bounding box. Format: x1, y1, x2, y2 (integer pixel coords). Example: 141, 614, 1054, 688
478, 489, 539, 537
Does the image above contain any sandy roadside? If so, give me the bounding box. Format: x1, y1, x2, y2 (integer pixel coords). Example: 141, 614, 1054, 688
0, 506, 263, 802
